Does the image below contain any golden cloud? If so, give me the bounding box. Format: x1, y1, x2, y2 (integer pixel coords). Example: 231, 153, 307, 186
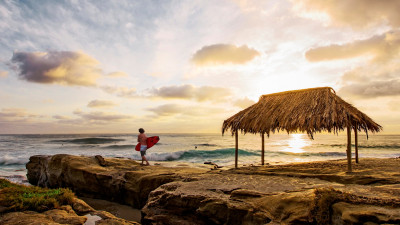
0, 108, 41, 122
53, 115, 71, 120
192, 44, 260, 66
306, 30, 400, 98
293, 0, 400, 28
87, 100, 117, 108
10, 51, 102, 86
147, 103, 226, 117
73, 110, 133, 122
101, 86, 137, 98
106, 71, 128, 77
150, 84, 232, 102
305, 31, 400, 62
339, 80, 400, 98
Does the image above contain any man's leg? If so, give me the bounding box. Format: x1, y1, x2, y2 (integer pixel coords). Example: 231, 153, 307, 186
144, 156, 149, 165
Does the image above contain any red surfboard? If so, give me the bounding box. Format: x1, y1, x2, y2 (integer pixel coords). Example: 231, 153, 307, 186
135, 136, 160, 151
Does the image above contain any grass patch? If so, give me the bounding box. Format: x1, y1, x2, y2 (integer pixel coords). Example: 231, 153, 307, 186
0, 178, 75, 213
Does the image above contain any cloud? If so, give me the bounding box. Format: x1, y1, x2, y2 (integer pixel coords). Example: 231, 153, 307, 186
339, 80, 400, 98
106, 71, 128, 77
147, 104, 184, 117
305, 30, 400, 98
0, 71, 8, 78
10, 51, 102, 86
73, 110, 133, 122
87, 100, 117, 108
101, 86, 137, 98
305, 31, 400, 62
53, 115, 71, 120
293, 0, 400, 29
0, 108, 42, 122
233, 97, 256, 108
149, 84, 232, 102
147, 103, 226, 117
192, 44, 260, 66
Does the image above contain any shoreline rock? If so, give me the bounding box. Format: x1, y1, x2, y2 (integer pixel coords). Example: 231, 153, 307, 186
26, 154, 207, 208
0, 196, 140, 225
24, 155, 400, 224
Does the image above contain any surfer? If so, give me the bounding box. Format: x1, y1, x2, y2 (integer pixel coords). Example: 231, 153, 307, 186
137, 128, 150, 166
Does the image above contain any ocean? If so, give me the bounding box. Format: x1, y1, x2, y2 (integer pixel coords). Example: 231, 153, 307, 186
1, 133, 399, 183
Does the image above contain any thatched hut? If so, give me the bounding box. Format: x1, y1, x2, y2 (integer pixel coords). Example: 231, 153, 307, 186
222, 87, 382, 172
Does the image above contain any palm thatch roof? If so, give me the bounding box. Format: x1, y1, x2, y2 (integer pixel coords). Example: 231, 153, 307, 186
222, 87, 382, 138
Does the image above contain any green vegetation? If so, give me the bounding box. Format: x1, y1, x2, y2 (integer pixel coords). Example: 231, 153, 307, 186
0, 178, 75, 213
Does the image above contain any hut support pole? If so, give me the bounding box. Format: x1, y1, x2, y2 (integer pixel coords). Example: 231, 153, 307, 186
261, 133, 265, 165
347, 124, 352, 172
235, 130, 238, 169
354, 127, 359, 163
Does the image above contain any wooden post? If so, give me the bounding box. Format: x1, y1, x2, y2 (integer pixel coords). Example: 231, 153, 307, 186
261, 133, 265, 165
354, 126, 359, 163
346, 122, 352, 172
235, 130, 238, 169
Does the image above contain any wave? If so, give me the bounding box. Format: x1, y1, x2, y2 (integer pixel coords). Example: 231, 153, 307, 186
261, 150, 347, 157
52, 138, 125, 144
195, 144, 218, 147
300, 152, 347, 157
0, 155, 28, 166
145, 149, 349, 162
323, 144, 400, 149
103, 145, 135, 149
148, 148, 258, 161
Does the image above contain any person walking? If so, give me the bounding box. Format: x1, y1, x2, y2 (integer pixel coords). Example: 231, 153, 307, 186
137, 128, 150, 166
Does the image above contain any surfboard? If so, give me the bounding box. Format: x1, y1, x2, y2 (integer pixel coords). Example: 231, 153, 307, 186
135, 136, 160, 151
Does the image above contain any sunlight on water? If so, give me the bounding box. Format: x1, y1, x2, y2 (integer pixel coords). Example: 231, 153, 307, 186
282, 134, 311, 153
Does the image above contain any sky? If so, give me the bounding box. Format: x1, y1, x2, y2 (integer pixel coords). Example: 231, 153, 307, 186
0, 0, 400, 134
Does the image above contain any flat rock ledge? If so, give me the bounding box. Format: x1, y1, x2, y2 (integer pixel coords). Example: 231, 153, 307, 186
24, 155, 400, 225
0, 197, 140, 225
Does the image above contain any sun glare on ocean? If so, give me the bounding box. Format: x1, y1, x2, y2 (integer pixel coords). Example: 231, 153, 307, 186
282, 134, 310, 153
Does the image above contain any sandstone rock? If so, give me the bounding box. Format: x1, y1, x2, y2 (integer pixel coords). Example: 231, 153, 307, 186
89, 210, 140, 225
25, 155, 400, 225
0, 211, 57, 225
0, 207, 86, 225
71, 197, 95, 215
141, 174, 332, 225
332, 202, 400, 225
95, 155, 107, 167
0, 205, 140, 225
43, 205, 87, 224
26, 154, 207, 208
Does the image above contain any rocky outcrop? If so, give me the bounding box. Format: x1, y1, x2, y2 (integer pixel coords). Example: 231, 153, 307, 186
26, 155, 400, 225
0, 197, 140, 225
332, 202, 400, 225
26, 154, 207, 208
141, 175, 400, 225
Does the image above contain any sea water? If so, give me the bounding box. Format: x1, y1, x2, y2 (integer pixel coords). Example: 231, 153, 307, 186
0, 133, 399, 183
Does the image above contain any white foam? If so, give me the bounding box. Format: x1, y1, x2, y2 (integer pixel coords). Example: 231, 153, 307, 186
0, 154, 28, 165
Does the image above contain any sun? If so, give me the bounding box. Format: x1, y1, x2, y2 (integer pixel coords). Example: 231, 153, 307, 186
282, 134, 310, 153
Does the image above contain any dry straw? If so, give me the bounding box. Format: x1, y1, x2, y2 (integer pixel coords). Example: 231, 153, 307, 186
222, 87, 382, 138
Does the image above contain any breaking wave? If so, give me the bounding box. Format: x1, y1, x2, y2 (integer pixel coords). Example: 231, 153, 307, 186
52, 138, 125, 144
